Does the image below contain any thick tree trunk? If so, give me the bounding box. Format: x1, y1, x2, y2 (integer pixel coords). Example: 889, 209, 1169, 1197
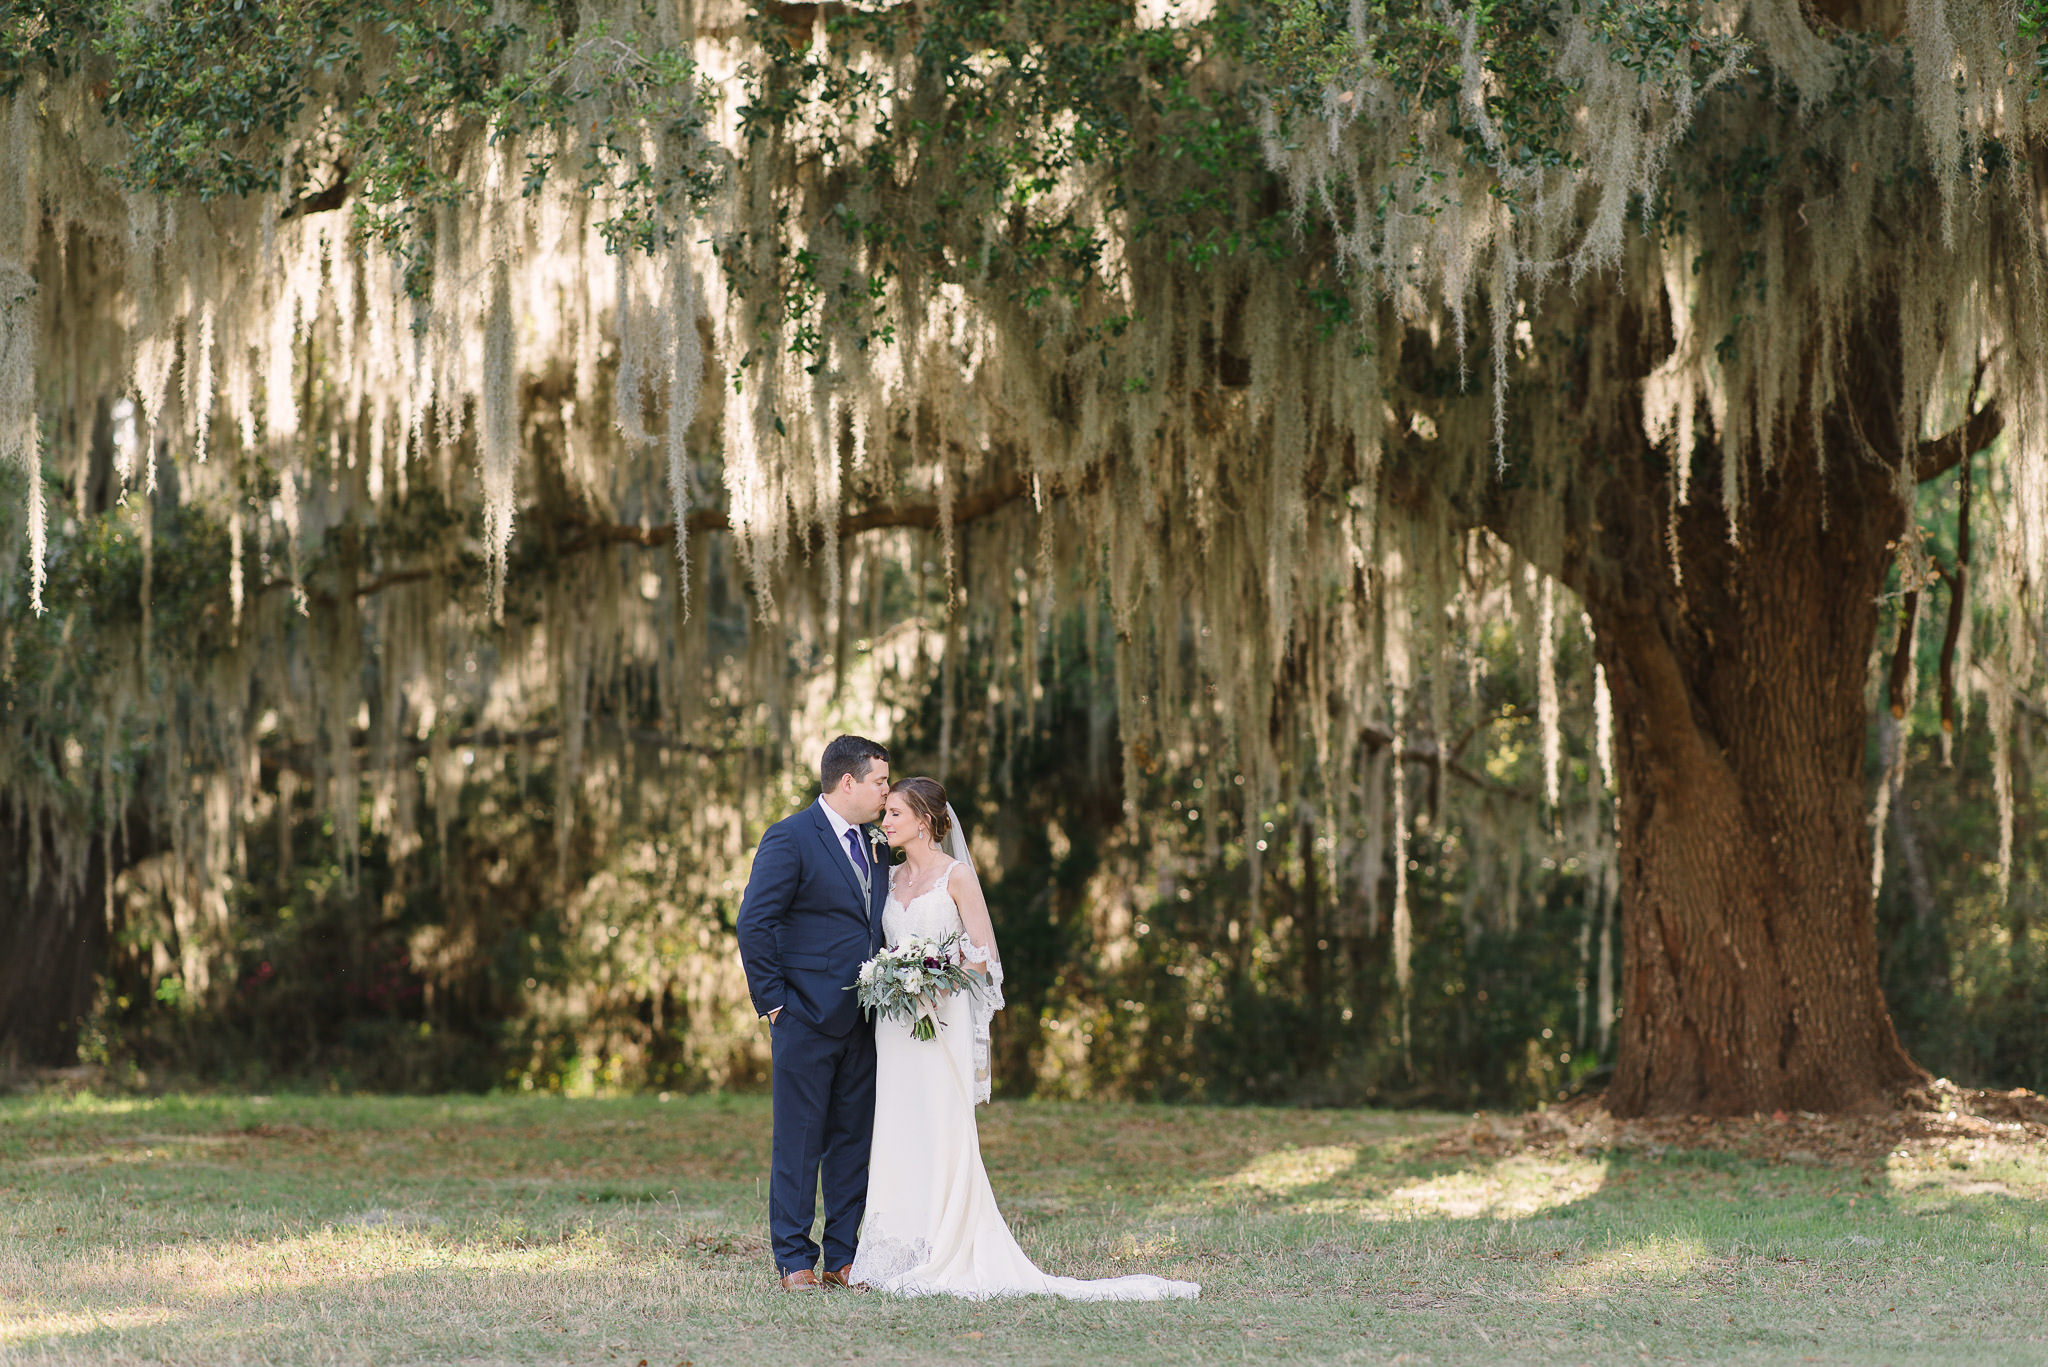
1587, 446, 1927, 1116
0, 798, 131, 1067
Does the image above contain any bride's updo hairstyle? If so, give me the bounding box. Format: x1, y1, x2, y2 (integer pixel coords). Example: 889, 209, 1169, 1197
889, 776, 951, 846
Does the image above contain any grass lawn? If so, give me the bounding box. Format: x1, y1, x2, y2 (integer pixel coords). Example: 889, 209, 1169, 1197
1, 1088, 2044, 1365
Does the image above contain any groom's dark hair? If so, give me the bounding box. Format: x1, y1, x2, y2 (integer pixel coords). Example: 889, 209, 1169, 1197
821, 735, 889, 792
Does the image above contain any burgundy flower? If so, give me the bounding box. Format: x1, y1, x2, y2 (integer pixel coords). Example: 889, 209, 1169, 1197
923, 956, 944, 971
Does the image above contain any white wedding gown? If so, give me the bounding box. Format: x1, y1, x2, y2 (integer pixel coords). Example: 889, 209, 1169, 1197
847, 866, 1199, 1301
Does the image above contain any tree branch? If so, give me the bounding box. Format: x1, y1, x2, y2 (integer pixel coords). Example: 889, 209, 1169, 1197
255, 472, 1039, 607
564, 469, 1034, 548
1937, 453, 1971, 736
259, 716, 747, 775
1888, 588, 1920, 719
279, 165, 351, 220
1915, 401, 2002, 483
1596, 603, 1731, 789
1359, 722, 1537, 802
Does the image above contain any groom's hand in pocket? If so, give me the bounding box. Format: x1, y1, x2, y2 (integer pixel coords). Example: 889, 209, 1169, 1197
767, 1008, 781, 1024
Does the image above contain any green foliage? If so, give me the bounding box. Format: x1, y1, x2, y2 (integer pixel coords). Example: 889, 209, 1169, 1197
1871, 460, 2048, 1091
1251, 0, 1740, 203
62, 517, 2045, 1103
9, 0, 2047, 1112
5, 1, 717, 286
95, 0, 379, 199
728, 0, 1155, 355
718, 0, 1394, 378
0, 0, 91, 94
2018, 1, 2048, 91
0, 472, 236, 822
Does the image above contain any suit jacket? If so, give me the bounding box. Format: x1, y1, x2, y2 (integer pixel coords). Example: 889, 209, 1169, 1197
736, 802, 890, 1037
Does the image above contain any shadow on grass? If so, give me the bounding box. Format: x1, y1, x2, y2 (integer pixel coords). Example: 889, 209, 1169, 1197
6, 1088, 2046, 1367
1142, 1099, 2048, 1293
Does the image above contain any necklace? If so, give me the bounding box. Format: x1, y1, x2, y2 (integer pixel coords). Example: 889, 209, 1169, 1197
892, 853, 951, 902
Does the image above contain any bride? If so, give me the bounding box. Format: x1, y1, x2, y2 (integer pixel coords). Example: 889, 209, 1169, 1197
847, 776, 1198, 1302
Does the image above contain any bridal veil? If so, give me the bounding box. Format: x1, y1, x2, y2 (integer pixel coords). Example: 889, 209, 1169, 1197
942, 802, 1004, 1104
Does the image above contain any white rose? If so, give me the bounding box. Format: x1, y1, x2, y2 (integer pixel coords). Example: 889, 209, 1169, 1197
903, 969, 926, 994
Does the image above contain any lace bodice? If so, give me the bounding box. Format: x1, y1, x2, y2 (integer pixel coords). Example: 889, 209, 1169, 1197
883, 865, 967, 945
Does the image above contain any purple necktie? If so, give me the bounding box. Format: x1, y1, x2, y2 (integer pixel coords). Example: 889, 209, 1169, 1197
845, 828, 869, 880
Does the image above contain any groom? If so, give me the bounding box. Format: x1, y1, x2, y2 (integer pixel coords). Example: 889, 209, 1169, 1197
736, 735, 892, 1291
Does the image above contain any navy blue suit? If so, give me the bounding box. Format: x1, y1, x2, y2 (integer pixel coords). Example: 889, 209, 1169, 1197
736, 801, 889, 1275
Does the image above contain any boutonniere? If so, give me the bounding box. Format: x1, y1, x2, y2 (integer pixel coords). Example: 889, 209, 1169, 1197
865, 824, 907, 866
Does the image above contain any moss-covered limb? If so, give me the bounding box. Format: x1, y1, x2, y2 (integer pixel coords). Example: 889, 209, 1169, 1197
561, 467, 1034, 547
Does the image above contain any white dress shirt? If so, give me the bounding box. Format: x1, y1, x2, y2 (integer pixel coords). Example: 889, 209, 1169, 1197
817, 797, 870, 884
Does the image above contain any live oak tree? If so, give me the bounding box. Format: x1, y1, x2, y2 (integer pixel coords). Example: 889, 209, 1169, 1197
1, 0, 2041, 1112
1251, 0, 2043, 1114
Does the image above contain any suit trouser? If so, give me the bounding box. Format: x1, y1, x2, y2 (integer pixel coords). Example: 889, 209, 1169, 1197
768, 1013, 877, 1274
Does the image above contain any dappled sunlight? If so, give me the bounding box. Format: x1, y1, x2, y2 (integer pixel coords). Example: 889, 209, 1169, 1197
13, 1094, 156, 1119
1379, 1156, 1603, 1220
1, 1222, 640, 1332
24, 1134, 247, 1171
1882, 1128, 2048, 1200
1540, 1232, 1710, 1298
27, 1149, 165, 1172
0, 1305, 186, 1347
6, 1094, 2048, 1365
1189, 1139, 1605, 1222
1101, 1229, 1188, 1269
1219, 1144, 1359, 1195
0, 1228, 758, 1365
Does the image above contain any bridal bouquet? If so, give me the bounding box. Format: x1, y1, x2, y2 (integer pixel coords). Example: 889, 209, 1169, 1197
850, 933, 985, 1041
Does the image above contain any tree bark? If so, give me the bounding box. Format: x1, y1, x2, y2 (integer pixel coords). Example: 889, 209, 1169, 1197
0, 797, 137, 1067
1585, 443, 1928, 1116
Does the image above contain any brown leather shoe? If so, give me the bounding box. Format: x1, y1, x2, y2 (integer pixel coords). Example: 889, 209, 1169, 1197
820, 1264, 868, 1291
778, 1269, 823, 1291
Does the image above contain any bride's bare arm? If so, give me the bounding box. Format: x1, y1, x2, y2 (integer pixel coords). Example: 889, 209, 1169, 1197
947, 863, 998, 974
